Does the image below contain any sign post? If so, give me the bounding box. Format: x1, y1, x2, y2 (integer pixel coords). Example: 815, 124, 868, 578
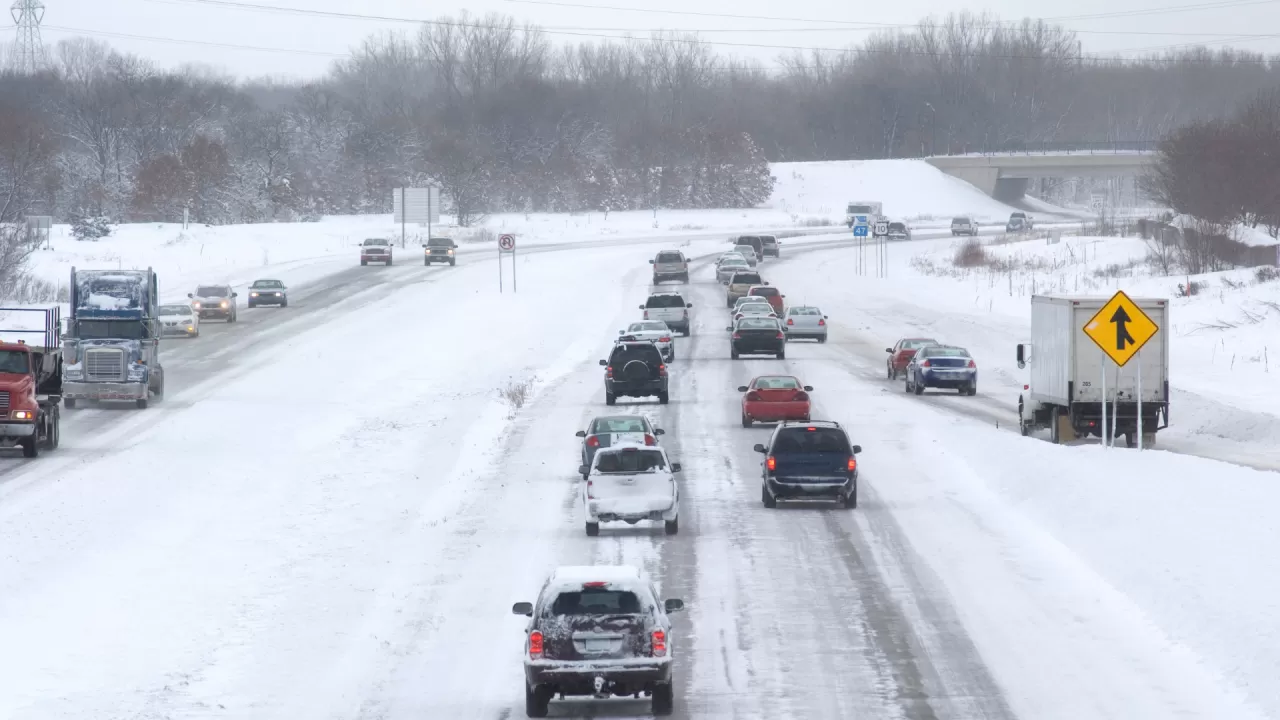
853, 222, 869, 275
498, 233, 516, 292
1083, 290, 1159, 449
873, 221, 889, 278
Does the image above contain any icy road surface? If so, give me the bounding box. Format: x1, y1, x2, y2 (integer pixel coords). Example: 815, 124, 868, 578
0, 234, 1269, 719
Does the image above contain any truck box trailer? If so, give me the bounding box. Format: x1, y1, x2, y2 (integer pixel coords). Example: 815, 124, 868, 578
1016, 294, 1169, 446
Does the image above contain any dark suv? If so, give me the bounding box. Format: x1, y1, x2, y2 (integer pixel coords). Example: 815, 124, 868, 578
424, 236, 457, 266
601, 341, 669, 405
754, 420, 862, 508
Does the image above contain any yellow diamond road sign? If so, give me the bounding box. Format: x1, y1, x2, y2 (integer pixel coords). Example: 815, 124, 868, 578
1083, 290, 1158, 367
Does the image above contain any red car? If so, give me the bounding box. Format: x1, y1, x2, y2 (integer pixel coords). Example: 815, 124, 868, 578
738, 375, 813, 427
747, 285, 785, 314
886, 337, 937, 379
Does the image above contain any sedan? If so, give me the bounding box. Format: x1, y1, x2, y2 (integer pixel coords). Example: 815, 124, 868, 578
905, 345, 978, 395
247, 278, 288, 307
886, 336, 938, 379
576, 414, 664, 478
728, 317, 786, 359
732, 245, 759, 267
783, 306, 827, 342
619, 321, 675, 362
717, 260, 751, 283
158, 303, 199, 338
738, 375, 813, 427
733, 305, 778, 325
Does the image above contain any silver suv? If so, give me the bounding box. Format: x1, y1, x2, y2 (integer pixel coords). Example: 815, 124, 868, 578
650, 250, 688, 284
951, 217, 979, 236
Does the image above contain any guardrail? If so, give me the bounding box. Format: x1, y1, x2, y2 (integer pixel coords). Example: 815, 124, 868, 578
933, 140, 1159, 156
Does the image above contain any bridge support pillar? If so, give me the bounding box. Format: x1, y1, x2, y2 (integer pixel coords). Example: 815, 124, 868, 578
948, 167, 1000, 196
994, 177, 1029, 203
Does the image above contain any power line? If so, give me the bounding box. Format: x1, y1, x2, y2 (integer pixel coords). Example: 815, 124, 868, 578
41, 23, 347, 57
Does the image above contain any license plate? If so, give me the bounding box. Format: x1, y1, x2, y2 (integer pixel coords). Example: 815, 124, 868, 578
585, 638, 612, 652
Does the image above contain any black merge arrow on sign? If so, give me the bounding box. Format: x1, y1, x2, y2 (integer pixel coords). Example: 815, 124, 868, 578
1111, 305, 1136, 351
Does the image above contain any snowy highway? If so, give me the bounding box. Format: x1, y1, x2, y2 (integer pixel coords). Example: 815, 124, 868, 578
0, 232, 1271, 719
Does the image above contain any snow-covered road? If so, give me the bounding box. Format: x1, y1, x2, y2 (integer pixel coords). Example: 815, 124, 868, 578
0, 231, 1272, 719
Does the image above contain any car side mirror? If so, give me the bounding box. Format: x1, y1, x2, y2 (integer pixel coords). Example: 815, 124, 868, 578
753, 443, 767, 453
664, 598, 684, 613
619, 329, 625, 334
599, 359, 608, 366
654, 428, 665, 435
186, 293, 193, 298
575, 430, 587, 437
725, 326, 733, 331
578, 465, 589, 476
886, 348, 893, 353
671, 463, 682, 472
232, 292, 238, 297
686, 303, 693, 308
852, 445, 862, 454
648, 259, 655, 264
737, 385, 749, 392
512, 602, 533, 616
1016, 343, 1028, 369
803, 385, 813, 391
722, 281, 729, 285
824, 315, 828, 319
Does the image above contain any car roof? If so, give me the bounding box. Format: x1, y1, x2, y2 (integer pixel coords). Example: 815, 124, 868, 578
548, 565, 646, 586
900, 336, 938, 341
591, 414, 651, 425
613, 341, 661, 350
647, 291, 684, 297
753, 374, 800, 382
252, 278, 283, 283
778, 419, 842, 429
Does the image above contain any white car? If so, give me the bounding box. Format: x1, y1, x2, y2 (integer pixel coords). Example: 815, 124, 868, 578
716, 260, 750, 283
783, 305, 828, 342
619, 321, 675, 362
580, 444, 681, 536
733, 302, 778, 323
158, 303, 199, 338
732, 245, 758, 267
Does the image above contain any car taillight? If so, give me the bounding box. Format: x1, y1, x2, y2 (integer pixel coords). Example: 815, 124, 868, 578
818, 319, 825, 326
847, 457, 857, 472
659, 336, 671, 343
658, 364, 667, 375
732, 332, 742, 339
921, 360, 931, 367
587, 480, 594, 498
586, 436, 600, 447
766, 456, 776, 471
606, 366, 613, 377
651, 629, 667, 657
529, 630, 544, 658
745, 391, 761, 401
643, 310, 649, 319
968, 359, 976, 368
794, 391, 809, 401
786, 318, 794, 325
776, 332, 784, 339
644, 434, 656, 446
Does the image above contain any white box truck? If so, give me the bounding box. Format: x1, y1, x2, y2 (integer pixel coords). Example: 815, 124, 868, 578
1016, 294, 1169, 446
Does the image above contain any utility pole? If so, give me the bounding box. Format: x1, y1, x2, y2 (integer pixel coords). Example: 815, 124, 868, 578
10, 0, 47, 74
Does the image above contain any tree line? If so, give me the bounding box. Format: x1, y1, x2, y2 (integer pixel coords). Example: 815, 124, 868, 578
2, 11, 1279, 226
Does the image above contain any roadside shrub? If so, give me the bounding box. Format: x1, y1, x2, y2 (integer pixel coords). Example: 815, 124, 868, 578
1255, 265, 1279, 283
499, 377, 534, 413
952, 238, 989, 268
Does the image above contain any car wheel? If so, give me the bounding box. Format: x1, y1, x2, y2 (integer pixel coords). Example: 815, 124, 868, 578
664, 516, 679, 535
731, 349, 739, 359
424, 258, 430, 265
387, 257, 393, 266
585, 521, 600, 537
64, 398, 77, 409
844, 483, 858, 509
967, 385, 977, 396
741, 413, 751, 428
904, 378, 913, 393
21, 434, 37, 458
914, 379, 924, 396
652, 682, 675, 715
449, 259, 455, 266
605, 391, 616, 406
887, 364, 893, 379
281, 299, 288, 308
136, 397, 149, 409
761, 484, 777, 508
658, 391, 670, 405
525, 683, 551, 717
777, 350, 785, 359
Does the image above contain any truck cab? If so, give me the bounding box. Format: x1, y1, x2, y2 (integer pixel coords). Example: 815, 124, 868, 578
0, 307, 63, 457
845, 201, 883, 230
62, 267, 164, 409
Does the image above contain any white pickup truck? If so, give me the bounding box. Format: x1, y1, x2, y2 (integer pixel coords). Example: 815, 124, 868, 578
580, 444, 681, 536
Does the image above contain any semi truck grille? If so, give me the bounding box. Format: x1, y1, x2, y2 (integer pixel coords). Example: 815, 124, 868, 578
0, 391, 9, 411
85, 349, 125, 381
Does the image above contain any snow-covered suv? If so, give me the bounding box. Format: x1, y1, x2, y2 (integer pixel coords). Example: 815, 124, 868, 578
579, 444, 681, 536
650, 250, 688, 284
512, 565, 685, 717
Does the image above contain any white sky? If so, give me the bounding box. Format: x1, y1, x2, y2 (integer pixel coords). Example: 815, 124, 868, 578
24, 0, 1280, 80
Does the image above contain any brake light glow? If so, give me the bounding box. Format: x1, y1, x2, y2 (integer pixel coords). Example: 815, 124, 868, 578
587, 480, 594, 498
787, 318, 794, 325
659, 336, 671, 343
818, 319, 826, 326
583, 581, 608, 588
967, 359, 976, 368
732, 332, 742, 340
529, 630, 544, 658
658, 364, 667, 376
776, 332, 784, 339
606, 366, 613, 378
921, 360, 931, 367
651, 629, 667, 657
644, 434, 656, 446
795, 391, 809, 401
586, 436, 600, 447
847, 457, 857, 472
766, 456, 776, 471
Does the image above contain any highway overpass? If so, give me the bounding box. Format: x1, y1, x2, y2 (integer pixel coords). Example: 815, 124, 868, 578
924, 144, 1156, 201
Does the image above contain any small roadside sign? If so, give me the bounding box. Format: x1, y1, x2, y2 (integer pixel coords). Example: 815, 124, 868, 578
873, 222, 889, 236
853, 225, 869, 237
498, 234, 515, 251
1083, 290, 1158, 367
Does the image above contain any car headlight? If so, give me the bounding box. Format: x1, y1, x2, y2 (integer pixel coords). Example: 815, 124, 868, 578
220, 300, 229, 308
193, 302, 201, 308
447, 249, 454, 254
11, 410, 32, 420
250, 292, 259, 297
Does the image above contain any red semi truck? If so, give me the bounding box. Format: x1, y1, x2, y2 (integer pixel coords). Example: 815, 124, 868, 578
0, 307, 62, 457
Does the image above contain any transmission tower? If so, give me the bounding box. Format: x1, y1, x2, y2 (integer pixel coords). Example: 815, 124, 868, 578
10, 0, 47, 74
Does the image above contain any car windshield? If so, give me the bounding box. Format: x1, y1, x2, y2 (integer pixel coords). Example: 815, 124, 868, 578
761, 236, 777, 245
750, 287, 780, 297
790, 307, 820, 315
952, 217, 970, 224
629, 322, 668, 332
0, 350, 29, 374
252, 280, 282, 288
721, 261, 747, 270
656, 252, 682, 263
734, 246, 755, 254
848, 204, 875, 213
922, 347, 971, 358
427, 238, 453, 246
158, 305, 191, 316
732, 273, 762, 285
902, 338, 936, 349
754, 376, 799, 389
645, 295, 686, 308
738, 317, 778, 330
889, 223, 906, 231
549, 588, 643, 616
196, 286, 227, 297
738, 305, 773, 315
363, 239, 388, 246
595, 448, 666, 472
591, 417, 649, 434
772, 427, 852, 454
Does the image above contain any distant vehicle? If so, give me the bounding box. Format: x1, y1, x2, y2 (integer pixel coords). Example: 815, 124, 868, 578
731, 244, 759, 267
189, 284, 238, 322
755, 420, 861, 508
512, 565, 684, 716
640, 292, 692, 336
738, 375, 813, 427
885, 337, 938, 379
886, 221, 911, 240
782, 306, 827, 342
732, 296, 769, 312
716, 259, 750, 283
620, 320, 675, 362
747, 285, 785, 314
1017, 294, 1169, 446
579, 444, 681, 536
728, 316, 786, 360
1006, 212, 1033, 232
0, 307, 62, 457
724, 270, 765, 307
733, 236, 766, 261
732, 303, 777, 323
158, 303, 199, 337
905, 344, 977, 396
760, 235, 780, 258
601, 341, 668, 405
360, 238, 393, 265
650, 250, 689, 284
63, 267, 164, 409
247, 279, 287, 308
845, 201, 883, 229
576, 414, 663, 477
717, 251, 746, 266
951, 217, 979, 236
424, 236, 457, 266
